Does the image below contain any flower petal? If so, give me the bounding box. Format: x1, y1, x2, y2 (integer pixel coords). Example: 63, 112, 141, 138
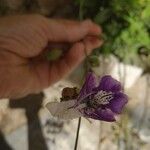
78, 72, 97, 100
46, 100, 82, 120
97, 75, 122, 92
108, 92, 128, 114
83, 107, 116, 122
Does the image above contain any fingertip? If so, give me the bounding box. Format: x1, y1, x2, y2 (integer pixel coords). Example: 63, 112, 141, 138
82, 19, 102, 35
93, 38, 103, 48
83, 36, 103, 55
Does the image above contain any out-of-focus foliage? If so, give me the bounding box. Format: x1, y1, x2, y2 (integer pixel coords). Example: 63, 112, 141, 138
45, 49, 63, 61
74, 0, 150, 64
0, 0, 9, 15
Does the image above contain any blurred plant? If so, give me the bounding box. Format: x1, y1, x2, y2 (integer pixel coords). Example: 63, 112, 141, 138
22, 0, 40, 12
74, 0, 150, 65
0, 0, 9, 16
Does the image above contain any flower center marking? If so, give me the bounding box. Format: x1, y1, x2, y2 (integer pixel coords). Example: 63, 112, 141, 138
94, 90, 113, 105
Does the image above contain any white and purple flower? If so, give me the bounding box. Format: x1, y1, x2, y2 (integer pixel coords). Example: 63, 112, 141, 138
46, 72, 128, 122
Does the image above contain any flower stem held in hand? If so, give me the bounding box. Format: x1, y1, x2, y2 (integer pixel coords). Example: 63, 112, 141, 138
74, 117, 81, 150
74, 1, 85, 149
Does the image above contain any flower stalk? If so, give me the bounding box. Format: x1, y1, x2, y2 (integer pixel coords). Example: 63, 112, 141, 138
74, 117, 81, 150
74, 1, 85, 149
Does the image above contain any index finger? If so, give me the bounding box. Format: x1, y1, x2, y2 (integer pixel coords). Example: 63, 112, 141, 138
44, 19, 102, 42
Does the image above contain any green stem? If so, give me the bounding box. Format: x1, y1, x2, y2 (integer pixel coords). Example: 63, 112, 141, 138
79, 0, 85, 20
74, 1, 87, 149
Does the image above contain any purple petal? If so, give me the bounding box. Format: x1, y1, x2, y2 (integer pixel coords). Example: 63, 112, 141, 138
108, 92, 128, 114
78, 72, 97, 100
96, 75, 122, 92
83, 107, 116, 122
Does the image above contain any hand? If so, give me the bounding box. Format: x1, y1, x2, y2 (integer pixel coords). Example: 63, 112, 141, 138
0, 15, 103, 98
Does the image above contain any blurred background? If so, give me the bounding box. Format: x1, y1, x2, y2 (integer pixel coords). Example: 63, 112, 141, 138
0, 0, 150, 150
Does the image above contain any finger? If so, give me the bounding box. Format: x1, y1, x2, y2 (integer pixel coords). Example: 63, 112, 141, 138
48, 37, 103, 84
83, 36, 103, 55
45, 19, 102, 42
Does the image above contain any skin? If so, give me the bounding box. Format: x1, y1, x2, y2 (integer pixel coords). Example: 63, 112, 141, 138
0, 14, 103, 99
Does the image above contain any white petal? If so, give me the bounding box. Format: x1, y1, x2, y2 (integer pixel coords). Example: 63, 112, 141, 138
45, 100, 83, 120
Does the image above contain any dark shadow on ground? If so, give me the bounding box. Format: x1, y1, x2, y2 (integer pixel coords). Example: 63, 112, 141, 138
9, 93, 48, 150
0, 130, 12, 150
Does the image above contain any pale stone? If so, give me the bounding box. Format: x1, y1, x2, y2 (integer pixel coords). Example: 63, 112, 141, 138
111, 63, 143, 89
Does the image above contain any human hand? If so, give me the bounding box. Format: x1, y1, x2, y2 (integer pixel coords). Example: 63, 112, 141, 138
0, 15, 103, 98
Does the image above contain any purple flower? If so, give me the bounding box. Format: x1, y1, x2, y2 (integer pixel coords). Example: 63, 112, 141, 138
75, 72, 128, 122
46, 72, 128, 122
